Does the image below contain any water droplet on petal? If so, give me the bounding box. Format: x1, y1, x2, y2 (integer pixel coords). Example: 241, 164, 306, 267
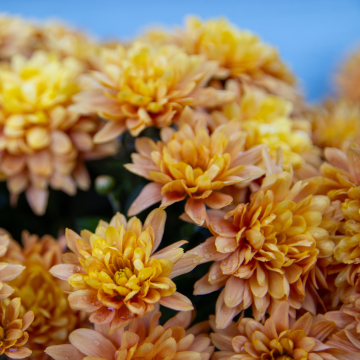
204, 254, 210, 259
74, 266, 81, 272
93, 340, 100, 346
211, 275, 217, 280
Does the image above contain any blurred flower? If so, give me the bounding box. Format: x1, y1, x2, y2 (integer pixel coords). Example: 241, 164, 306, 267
211, 82, 320, 180
310, 99, 360, 151
46, 309, 214, 360
72, 41, 235, 142
325, 290, 360, 357
5, 231, 85, 359
0, 297, 34, 359
0, 14, 37, 61
125, 109, 267, 225
50, 209, 201, 332
211, 301, 344, 360
187, 171, 334, 327
143, 16, 298, 104
0, 51, 118, 215
337, 49, 360, 102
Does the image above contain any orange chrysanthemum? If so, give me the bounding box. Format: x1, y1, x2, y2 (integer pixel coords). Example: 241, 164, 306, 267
319, 145, 360, 301
46, 309, 214, 360
211, 301, 345, 360
337, 50, 360, 102
125, 113, 267, 225
0, 297, 34, 359
72, 40, 235, 142
188, 171, 336, 327
50, 209, 201, 331
310, 100, 360, 151
325, 290, 360, 358
4, 231, 85, 359
143, 16, 298, 104
0, 50, 117, 215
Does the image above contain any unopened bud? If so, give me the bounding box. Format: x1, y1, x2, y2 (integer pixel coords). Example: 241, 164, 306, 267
95, 175, 115, 195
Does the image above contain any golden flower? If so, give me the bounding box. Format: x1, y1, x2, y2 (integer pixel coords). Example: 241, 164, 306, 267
187, 171, 334, 327
0, 297, 34, 359
5, 231, 85, 358
325, 290, 360, 357
310, 99, 360, 151
142, 16, 298, 103
50, 209, 201, 332
211, 301, 345, 360
124, 110, 267, 225
72, 40, 235, 142
46, 309, 214, 360
211, 82, 320, 180
337, 49, 360, 102
0, 14, 37, 61
0, 50, 118, 215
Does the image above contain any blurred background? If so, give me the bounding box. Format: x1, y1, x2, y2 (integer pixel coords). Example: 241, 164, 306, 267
1, 0, 360, 323
2, 0, 360, 101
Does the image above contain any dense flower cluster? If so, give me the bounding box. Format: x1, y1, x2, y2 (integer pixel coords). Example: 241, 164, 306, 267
0, 11, 358, 360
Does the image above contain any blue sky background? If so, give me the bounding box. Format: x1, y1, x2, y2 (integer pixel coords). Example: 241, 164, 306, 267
2, 0, 360, 101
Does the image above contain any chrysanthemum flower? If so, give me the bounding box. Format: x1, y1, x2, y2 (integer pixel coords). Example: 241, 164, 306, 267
46, 308, 214, 360
72, 40, 235, 142
211, 301, 345, 360
143, 16, 298, 103
319, 145, 360, 300
337, 50, 360, 102
310, 100, 360, 151
50, 209, 201, 331
0, 14, 37, 61
124, 112, 267, 225
0, 50, 118, 215
4, 231, 85, 358
187, 171, 335, 327
0, 297, 34, 359
211, 82, 320, 180
325, 290, 360, 358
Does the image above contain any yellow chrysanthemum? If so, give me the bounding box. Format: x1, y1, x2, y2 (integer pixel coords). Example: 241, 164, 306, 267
310, 99, 360, 151
319, 145, 360, 301
50, 209, 201, 332
188, 171, 336, 327
125, 110, 267, 225
210, 82, 320, 180
142, 16, 298, 103
4, 231, 85, 359
0, 50, 117, 215
0, 297, 34, 359
72, 41, 235, 142
46, 309, 214, 360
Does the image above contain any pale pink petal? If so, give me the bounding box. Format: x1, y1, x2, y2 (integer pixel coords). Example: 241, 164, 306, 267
6, 347, 32, 359
50, 264, 86, 281
73, 162, 91, 191
158, 292, 193, 311
69, 329, 116, 360
204, 192, 233, 210
68, 290, 102, 312
163, 311, 193, 330
45, 344, 84, 360
194, 274, 226, 295
185, 198, 206, 226
271, 301, 289, 333
348, 145, 360, 184
25, 186, 49, 216
143, 208, 167, 254
65, 228, 82, 256
215, 290, 242, 329
0, 264, 25, 282
224, 276, 245, 308
169, 254, 202, 279
0, 284, 14, 300
128, 183, 163, 216
94, 121, 126, 144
